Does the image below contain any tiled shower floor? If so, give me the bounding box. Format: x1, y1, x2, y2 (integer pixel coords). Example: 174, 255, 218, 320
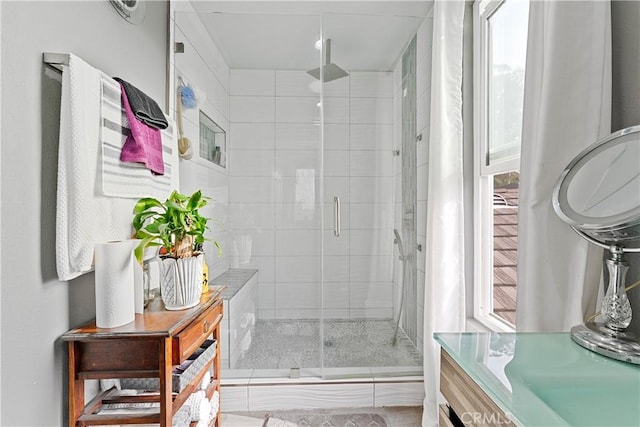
234, 320, 423, 370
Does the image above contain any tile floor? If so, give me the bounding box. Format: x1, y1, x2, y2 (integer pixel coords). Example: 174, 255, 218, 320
234, 320, 423, 370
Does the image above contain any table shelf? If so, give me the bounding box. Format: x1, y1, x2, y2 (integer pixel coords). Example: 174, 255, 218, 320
62, 289, 224, 427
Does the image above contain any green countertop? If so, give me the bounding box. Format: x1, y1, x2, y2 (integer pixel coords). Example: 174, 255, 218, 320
433, 332, 640, 427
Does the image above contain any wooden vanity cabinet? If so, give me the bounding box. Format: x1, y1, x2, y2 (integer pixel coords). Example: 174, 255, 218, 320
440, 350, 514, 427
62, 289, 223, 427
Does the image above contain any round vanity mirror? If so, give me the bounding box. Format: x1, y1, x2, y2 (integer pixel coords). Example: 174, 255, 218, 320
109, 0, 146, 25
553, 125, 640, 249
552, 124, 640, 364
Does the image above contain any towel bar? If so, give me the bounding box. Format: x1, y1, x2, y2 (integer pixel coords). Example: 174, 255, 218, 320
43, 52, 70, 72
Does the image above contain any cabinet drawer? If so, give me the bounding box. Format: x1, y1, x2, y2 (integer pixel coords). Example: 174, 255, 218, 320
173, 302, 222, 364
440, 350, 515, 427
439, 405, 455, 427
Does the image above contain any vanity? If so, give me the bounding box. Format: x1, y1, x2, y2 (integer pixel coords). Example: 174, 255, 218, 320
435, 332, 640, 426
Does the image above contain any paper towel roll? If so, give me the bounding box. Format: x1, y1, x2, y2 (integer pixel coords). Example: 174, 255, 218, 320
95, 240, 138, 328
133, 255, 144, 314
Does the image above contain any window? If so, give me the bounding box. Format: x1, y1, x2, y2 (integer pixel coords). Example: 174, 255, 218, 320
473, 0, 529, 330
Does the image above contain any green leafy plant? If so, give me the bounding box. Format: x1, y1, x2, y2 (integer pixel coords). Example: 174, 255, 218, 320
132, 190, 221, 263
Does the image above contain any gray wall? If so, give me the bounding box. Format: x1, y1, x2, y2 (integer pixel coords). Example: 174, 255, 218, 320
612, 0, 640, 132
0, 1, 167, 425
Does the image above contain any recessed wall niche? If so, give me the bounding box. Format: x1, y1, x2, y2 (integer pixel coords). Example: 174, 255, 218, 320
199, 110, 226, 168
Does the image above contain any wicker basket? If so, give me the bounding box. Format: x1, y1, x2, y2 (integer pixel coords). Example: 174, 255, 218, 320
120, 339, 216, 393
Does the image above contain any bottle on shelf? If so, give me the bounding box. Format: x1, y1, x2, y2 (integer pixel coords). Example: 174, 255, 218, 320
202, 258, 209, 294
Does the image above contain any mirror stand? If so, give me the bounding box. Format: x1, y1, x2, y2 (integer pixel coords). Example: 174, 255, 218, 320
602, 245, 632, 331
571, 244, 640, 364
571, 324, 640, 365
553, 125, 640, 365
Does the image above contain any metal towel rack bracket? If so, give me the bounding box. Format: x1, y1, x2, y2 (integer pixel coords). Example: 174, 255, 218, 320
43, 52, 70, 72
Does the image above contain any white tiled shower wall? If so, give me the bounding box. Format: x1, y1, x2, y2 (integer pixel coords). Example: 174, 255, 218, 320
392, 16, 434, 353
228, 70, 396, 321
174, 7, 231, 276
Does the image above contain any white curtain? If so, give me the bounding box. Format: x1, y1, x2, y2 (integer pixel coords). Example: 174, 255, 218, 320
422, 1, 466, 425
516, 1, 612, 331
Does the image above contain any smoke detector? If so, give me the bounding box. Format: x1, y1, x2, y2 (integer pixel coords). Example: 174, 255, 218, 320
109, 0, 146, 25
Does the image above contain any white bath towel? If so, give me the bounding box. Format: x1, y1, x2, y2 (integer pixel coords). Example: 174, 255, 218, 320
198, 398, 212, 422
199, 372, 211, 390
185, 390, 210, 421
210, 390, 220, 417
172, 404, 191, 427
56, 54, 134, 281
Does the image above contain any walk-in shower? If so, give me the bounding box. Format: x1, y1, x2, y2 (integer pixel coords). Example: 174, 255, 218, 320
174, 2, 430, 381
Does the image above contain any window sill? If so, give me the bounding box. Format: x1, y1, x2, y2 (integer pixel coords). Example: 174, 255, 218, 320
467, 315, 515, 333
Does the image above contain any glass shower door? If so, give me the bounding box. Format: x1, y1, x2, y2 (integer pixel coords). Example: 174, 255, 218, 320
320, 13, 424, 377
175, 10, 327, 375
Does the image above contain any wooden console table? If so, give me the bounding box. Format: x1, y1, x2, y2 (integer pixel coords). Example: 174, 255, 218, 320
61, 288, 224, 427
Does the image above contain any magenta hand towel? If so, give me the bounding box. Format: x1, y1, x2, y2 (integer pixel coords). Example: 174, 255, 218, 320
119, 82, 165, 175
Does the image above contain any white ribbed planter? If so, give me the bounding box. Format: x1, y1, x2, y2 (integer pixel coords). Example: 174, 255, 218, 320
158, 253, 203, 310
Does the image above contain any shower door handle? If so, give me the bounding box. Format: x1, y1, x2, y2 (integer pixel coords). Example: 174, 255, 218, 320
333, 196, 341, 237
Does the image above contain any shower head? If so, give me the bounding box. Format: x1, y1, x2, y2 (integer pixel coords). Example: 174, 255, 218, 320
307, 39, 349, 83
307, 63, 349, 83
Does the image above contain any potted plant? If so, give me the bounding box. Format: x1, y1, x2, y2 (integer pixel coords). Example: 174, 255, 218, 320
132, 190, 220, 310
